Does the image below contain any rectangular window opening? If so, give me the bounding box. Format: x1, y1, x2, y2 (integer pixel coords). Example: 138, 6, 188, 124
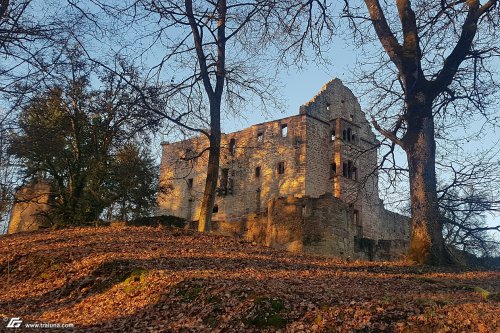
220, 168, 229, 194
277, 161, 285, 175
342, 162, 348, 177
229, 138, 236, 155
257, 132, 263, 143
255, 166, 261, 178
187, 178, 193, 189
281, 124, 288, 137
347, 160, 353, 179
330, 163, 336, 178
353, 210, 359, 224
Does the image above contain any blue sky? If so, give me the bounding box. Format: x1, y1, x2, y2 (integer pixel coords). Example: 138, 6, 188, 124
214, 41, 500, 229
221, 44, 356, 133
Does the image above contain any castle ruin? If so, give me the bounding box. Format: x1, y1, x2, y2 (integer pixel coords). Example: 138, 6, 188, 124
158, 79, 410, 260
7, 181, 52, 234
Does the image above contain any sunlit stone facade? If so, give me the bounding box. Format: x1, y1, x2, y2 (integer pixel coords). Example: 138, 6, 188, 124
8, 181, 52, 234
158, 79, 409, 260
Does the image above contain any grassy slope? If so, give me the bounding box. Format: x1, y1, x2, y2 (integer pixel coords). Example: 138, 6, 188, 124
0, 226, 499, 332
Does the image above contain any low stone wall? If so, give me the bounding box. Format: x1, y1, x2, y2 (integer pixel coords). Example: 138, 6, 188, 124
302, 193, 353, 258
211, 194, 409, 261
354, 237, 409, 261
376, 208, 411, 240
265, 195, 305, 252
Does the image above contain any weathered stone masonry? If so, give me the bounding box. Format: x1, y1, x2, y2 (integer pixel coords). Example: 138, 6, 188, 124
8, 181, 52, 234
158, 79, 410, 260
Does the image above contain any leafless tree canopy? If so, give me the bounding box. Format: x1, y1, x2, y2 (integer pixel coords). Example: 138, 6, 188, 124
342, 1, 498, 135
62, 0, 337, 231
0, 0, 80, 230
339, 0, 499, 261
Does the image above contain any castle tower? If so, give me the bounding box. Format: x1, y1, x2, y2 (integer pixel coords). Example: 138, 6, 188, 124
8, 181, 52, 234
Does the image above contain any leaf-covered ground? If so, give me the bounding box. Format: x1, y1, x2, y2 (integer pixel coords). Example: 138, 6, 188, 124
0, 226, 498, 332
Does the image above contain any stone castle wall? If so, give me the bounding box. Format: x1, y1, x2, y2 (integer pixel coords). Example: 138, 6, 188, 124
210, 194, 408, 260
8, 182, 52, 234
158, 79, 411, 260
300, 79, 398, 242
158, 115, 308, 221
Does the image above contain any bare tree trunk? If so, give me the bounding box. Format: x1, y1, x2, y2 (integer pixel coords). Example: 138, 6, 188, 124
359, 0, 499, 265
198, 127, 221, 232
186, 0, 226, 233
405, 109, 447, 264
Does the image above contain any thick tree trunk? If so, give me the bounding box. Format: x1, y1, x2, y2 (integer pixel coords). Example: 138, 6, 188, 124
405, 111, 448, 265
197, 101, 221, 233
186, 0, 226, 233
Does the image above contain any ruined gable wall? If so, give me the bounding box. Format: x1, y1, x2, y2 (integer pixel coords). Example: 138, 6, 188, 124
300, 79, 390, 241
301, 79, 380, 199
302, 80, 358, 198
299, 79, 410, 243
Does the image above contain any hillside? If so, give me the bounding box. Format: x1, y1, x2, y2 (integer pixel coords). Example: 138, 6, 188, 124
0, 226, 499, 332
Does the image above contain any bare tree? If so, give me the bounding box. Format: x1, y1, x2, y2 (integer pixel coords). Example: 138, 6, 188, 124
437, 148, 500, 257
0, 0, 75, 231
0, 1, 81, 98
0, 117, 17, 232
70, 0, 306, 232
338, 0, 499, 264
8, 47, 163, 227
